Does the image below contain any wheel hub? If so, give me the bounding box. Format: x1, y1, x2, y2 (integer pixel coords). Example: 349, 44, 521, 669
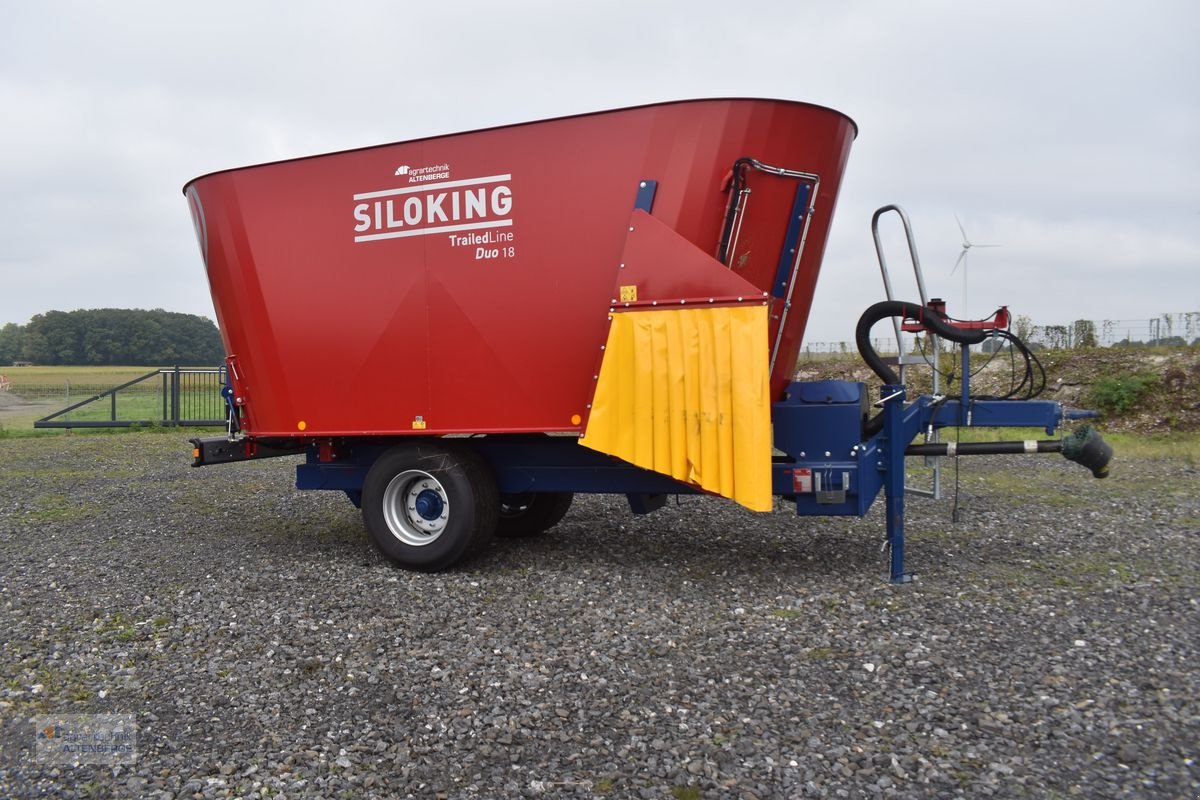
413, 487, 445, 521
381, 470, 450, 546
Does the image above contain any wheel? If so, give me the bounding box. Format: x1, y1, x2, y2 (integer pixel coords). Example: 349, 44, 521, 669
495, 492, 573, 538
361, 442, 498, 571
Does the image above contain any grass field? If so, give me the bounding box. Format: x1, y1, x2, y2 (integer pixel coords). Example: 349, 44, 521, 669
0, 365, 161, 387
0, 365, 224, 436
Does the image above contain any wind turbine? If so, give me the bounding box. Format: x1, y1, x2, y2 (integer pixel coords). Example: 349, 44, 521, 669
951, 214, 1001, 318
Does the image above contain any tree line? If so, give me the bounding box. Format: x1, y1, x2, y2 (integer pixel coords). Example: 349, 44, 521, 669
0, 309, 225, 366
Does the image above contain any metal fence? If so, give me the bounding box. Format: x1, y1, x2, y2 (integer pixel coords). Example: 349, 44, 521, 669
1023, 314, 1200, 349
800, 312, 1200, 359
32, 367, 228, 429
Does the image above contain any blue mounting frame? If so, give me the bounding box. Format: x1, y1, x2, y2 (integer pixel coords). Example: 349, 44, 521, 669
633, 180, 658, 213
768, 380, 1066, 581
294, 379, 1071, 583
771, 182, 813, 298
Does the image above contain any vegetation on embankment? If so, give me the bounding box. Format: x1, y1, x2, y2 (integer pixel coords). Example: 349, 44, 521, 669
797, 344, 1200, 435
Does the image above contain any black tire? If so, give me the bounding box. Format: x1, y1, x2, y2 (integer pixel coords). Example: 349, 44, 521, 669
361, 442, 498, 571
495, 492, 574, 538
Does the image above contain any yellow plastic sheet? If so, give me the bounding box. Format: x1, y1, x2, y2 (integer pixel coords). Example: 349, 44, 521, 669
579, 305, 772, 512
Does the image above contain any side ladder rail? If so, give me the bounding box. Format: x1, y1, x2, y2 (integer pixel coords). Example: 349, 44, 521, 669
871, 204, 932, 360
870, 204, 942, 500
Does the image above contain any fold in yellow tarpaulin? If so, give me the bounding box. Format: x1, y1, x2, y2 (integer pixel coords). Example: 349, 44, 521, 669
579, 304, 773, 512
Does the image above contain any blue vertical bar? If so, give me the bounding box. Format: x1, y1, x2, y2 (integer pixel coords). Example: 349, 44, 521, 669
883, 384, 912, 583
960, 344, 971, 426
634, 180, 658, 212
771, 182, 812, 298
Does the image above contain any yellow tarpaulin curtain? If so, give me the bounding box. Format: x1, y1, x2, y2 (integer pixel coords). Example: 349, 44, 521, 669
579, 304, 773, 512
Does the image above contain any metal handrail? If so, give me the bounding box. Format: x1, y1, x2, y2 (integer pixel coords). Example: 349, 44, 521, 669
870, 205, 942, 499
871, 204, 930, 352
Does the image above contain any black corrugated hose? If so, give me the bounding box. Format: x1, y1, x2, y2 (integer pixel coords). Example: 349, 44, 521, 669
856, 300, 1032, 437
856, 300, 990, 386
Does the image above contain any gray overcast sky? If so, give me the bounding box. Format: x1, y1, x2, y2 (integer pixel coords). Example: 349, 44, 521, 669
1, 0, 1196, 342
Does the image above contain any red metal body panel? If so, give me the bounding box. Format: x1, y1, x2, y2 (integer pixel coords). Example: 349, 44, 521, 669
184, 99, 856, 437
611, 209, 767, 307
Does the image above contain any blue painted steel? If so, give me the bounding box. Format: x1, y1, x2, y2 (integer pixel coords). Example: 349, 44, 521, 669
773, 381, 866, 466
771, 182, 813, 298
291, 374, 1083, 582
473, 437, 697, 494
295, 437, 696, 498
793, 380, 863, 404
930, 399, 1061, 434
297, 462, 370, 491
769, 378, 1071, 580
220, 384, 237, 426
772, 380, 874, 516
959, 344, 971, 425
881, 384, 913, 583
634, 180, 658, 213
415, 489, 444, 520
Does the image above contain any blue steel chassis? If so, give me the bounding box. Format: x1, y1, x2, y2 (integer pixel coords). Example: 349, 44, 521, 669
296, 374, 1067, 583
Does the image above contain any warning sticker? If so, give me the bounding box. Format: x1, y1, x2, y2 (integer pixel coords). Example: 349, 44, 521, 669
793, 468, 812, 493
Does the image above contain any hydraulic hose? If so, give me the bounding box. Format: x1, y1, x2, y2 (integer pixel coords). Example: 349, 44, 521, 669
855, 300, 989, 386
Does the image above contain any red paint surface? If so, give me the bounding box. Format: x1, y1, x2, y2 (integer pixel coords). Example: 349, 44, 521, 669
185, 99, 856, 437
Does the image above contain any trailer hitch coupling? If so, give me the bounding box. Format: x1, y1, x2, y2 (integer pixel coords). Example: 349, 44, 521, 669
1061, 425, 1112, 479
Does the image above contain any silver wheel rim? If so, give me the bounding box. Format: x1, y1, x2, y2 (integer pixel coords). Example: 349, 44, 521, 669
381, 470, 450, 546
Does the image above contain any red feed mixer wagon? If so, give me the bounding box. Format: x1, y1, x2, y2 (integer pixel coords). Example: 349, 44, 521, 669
185, 98, 1111, 581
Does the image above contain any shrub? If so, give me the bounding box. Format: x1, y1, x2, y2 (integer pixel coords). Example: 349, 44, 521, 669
1089, 374, 1157, 415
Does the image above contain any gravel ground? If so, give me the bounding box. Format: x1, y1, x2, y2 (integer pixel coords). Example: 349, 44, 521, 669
0, 433, 1197, 799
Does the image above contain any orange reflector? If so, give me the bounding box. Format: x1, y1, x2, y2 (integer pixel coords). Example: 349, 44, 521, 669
297, 420, 307, 431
